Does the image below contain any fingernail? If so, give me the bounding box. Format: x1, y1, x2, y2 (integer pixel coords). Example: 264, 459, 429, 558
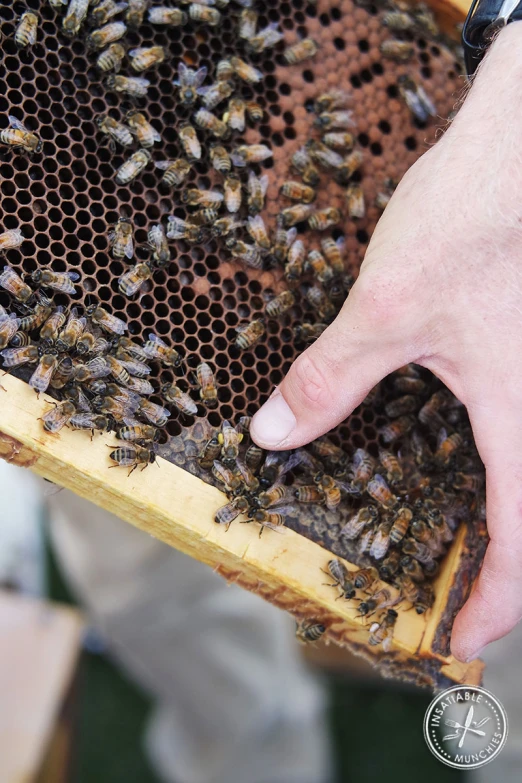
251, 390, 296, 447
465, 646, 485, 663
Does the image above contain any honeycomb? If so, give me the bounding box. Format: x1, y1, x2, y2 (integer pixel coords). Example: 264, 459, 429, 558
0, 0, 477, 576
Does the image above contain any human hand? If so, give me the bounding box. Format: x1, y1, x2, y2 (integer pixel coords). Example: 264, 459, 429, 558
251, 22, 522, 663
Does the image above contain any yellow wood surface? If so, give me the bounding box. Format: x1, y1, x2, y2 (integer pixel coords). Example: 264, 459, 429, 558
0, 590, 83, 783
0, 374, 482, 686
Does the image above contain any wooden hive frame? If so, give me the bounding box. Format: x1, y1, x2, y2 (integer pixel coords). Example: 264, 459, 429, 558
0, 0, 482, 690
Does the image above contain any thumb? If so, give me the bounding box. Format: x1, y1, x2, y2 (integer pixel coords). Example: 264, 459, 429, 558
451, 404, 522, 662
250, 278, 420, 450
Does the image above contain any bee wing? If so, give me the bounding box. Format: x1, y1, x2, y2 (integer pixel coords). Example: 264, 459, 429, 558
104, 312, 128, 334
436, 428, 448, 449
230, 151, 246, 167
70, 413, 98, 428
122, 416, 141, 426
8, 115, 28, 132
46, 274, 77, 293
177, 61, 190, 85
67, 271, 81, 282
417, 85, 436, 116
124, 234, 134, 260
120, 359, 152, 375
112, 454, 138, 467
86, 357, 112, 378
126, 377, 155, 395
193, 65, 208, 87
42, 407, 71, 432
259, 174, 269, 196
128, 47, 148, 56
166, 216, 188, 239
146, 332, 167, 348
155, 160, 173, 170
114, 2, 129, 11
151, 126, 162, 143
0, 266, 23, 295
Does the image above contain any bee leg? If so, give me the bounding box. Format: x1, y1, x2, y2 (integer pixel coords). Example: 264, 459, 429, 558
127, 463, 138, 477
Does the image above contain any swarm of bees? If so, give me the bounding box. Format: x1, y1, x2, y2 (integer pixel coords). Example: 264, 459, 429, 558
3, 0, 476, 657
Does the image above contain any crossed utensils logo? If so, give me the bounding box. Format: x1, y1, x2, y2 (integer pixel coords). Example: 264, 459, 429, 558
442, 705, 490, 748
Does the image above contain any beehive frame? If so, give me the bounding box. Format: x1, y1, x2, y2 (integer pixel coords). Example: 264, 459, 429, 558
0, 0, 483, 688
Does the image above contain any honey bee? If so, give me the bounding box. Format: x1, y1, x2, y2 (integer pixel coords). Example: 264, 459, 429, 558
334, 150, 364, 186
105, 354, 131, 386
118, 261, 153, 297
305, 250, 333, 284
305, 286, 335, 320
126, 111, 161, 148
0, 314, 20, 349
398, 75, 436, 124
109, 446, 156, 475
400, 554, 425, 583
215, 495, 250, 529
128, 45, 165, 72
367, 474, 398, 510
87, 305, 128, 335
308, 208, 341, 232
125, 0, 149, 26
216, 420, 242, 466
62, 0, 89, 36
90, 0, 128, 25
434, 429, 463, 466
247, 215, 270, 249
291, 147, 320, 187
193, 109, 228, 138
353, 566, 379, 592
53, 309, 85, 351
306, 140, 345, 170
345, 183, 365, 219
216, 59, 234, 81
209, 144, 231, 175
0, 266, 33, 303
106, 74, 150, 98
147, 6, 187, 24
380, 40, 414, 62
117, 425, 159, 443
246, 101, 264, 122
198, 435, 222, 469
248, 22, 284, 53
245, 171, 268, 216
368, 609, 398, 650
322, 132, 355, 150
418, 389, 452, 431
196, 362, 218, 407
358, 589, 399, 618
378, 449, 403, 485
108, 217, 134, 261
402, 538, 436, 567
224, 98, 246, 132
221, 176, 241, 214
115, 149, 151, 185
272, 226, 297, 264
265, 290, 295, 318
280, 181, 316, 204
284, 238, 305, 281
395, 573, 420, 605
31, 269, 80, 294
173, 63, 207, 106
1, 116, 42, 155
179, 124, 204, 160
15, 11, 39, 48
295, 620, 326, 645
96, 116, 132, 153
382, 10, 415, 30
312, 473, 340, 511
143, 332, 181, 367
155, 159, 191, 188
379, 415, 415, 444
232, 143, 273, 169
188, 3, 221, 24
291, 484, 322, 504
181, 188, 224, 208
389, 506, 412, 545
323, 559, 355, 600
280, 204, 314, 228
394, 375, 426, 393
230, 241, 262, 269
293, 322, 327, 343
283, 37, 318, 64
314, 89, 350, 114
74, 331, 98, 355
145, 224, 169, 268
39, 306, 66, 344
88, 21, 127, 50
452, 472, 483, 493
210, 216, 242, 238
40, 400, 77, 434
245, 444, 264, 473
212, 460, 242, 495
74, 357, 112, 383
138, 399, 170, 426
348, 448, 375, 494
318, 237, 342, 274
0, 229, 24, 253
29, 354, 58, 395
161, 383, 197, 416
410, 518, 444, 556
1, 344, 39, 367
314, 108, 354, 131
234, 319, 265, 350
247, 508, 289, 536
229, 56, 262, 84
69, 413, 110, 437
238, 8, 258, 38
96, 43, 126, 73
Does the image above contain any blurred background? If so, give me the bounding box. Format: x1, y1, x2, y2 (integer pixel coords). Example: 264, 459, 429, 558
0, 459, 514, 783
